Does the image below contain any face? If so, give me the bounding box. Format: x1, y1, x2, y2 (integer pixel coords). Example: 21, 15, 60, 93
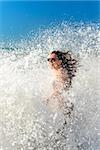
47, 53, 62, 70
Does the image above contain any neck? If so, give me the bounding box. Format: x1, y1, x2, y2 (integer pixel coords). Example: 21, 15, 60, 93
53, 67, 68, 81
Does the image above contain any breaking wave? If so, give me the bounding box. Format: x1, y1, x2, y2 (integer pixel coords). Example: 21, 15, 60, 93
0, 22, 100, 150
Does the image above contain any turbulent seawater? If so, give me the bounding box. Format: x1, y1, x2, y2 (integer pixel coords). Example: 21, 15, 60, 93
0, 23, 100, 150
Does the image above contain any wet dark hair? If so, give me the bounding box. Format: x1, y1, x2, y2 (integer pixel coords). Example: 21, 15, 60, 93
51, 51, 77, 85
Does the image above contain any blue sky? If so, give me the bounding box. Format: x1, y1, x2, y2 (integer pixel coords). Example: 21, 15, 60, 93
0, 1, 99, 41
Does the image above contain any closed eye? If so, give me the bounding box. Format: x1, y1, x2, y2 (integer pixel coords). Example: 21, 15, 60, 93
47, 58, 56, 62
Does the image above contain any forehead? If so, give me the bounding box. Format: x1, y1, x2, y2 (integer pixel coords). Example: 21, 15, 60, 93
49, 53, 57, 58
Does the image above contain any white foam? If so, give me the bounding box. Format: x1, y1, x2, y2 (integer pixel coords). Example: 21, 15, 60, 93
0, 23, 100, 149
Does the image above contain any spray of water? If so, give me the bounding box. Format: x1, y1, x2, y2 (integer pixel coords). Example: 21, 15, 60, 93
0, 22, 100, 150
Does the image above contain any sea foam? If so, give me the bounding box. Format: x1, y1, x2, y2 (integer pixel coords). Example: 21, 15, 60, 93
0, 22, 100, 150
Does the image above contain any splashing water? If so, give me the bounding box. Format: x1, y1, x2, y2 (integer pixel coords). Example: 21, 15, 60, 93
0, 23, 100, 150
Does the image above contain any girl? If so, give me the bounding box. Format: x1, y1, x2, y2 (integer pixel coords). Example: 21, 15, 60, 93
47, 50, 77, 117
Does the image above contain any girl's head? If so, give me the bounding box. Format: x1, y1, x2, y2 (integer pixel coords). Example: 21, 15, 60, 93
47, 50, 77, 81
